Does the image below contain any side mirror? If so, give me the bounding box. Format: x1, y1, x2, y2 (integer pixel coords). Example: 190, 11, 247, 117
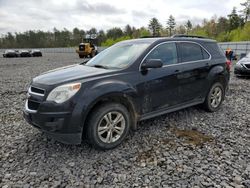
141, 59, 163, 70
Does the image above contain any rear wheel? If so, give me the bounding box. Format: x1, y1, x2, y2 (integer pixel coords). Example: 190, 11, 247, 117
203, 82, 225, 112
86, 103, 130, 150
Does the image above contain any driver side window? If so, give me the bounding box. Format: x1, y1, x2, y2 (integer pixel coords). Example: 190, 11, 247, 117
146, 42, 178, 66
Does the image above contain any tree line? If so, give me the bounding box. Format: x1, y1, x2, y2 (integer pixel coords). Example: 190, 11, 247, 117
0, 0, 249, 48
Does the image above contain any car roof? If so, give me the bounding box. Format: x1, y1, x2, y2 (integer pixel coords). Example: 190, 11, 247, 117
119, 37, 216, 45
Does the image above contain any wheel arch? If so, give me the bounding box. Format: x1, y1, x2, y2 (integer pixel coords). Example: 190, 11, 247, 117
82, 92, 139, 132
207, 65, 229, 91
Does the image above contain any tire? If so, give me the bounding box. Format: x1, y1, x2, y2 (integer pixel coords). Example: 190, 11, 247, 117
90, 50, 95, 58
203, 82, 225, 112
86, 103, 130, 150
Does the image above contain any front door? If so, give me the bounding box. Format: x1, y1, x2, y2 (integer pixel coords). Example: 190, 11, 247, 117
136, 42, 180, 114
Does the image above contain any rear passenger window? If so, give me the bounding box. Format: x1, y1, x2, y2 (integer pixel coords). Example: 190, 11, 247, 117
178, 42, 209, 62
202, 48, 210, 59
146, 42, 178, 66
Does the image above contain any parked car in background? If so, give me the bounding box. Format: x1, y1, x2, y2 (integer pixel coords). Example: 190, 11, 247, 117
23, 35, 230, 150
20, 50, 32, 57
234, 52, 250, 76
30, 49, 42, 57
3, 50, 19, 58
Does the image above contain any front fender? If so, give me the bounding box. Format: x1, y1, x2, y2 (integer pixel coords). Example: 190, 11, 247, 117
77, 79, 139, 127
84, 80, 137, 100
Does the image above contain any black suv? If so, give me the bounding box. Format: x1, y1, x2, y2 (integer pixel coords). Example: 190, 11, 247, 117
23, 36, 230, 150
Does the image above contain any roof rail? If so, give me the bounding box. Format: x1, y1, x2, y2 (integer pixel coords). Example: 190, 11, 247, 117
171, 34, 207, 39
140, 36, 161, 38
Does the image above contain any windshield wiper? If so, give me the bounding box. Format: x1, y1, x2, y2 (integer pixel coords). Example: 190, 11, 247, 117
92, 64, 109, 69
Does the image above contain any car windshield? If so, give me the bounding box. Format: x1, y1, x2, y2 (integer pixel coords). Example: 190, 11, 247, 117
85, 42, 151, 69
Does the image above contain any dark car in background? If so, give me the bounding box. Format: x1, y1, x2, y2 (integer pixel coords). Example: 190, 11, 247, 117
23, 35, 230, 150
234, 52, 250, 76
3, 50, 19, 57
20, 50, 32, 57
30, 49, 42, 57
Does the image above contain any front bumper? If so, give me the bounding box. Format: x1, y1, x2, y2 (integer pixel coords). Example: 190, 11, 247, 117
234, 66, 250, 76
23, 100, 83, 145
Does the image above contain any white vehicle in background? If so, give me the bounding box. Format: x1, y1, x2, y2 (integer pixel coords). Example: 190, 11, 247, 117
234, 52, 250, 76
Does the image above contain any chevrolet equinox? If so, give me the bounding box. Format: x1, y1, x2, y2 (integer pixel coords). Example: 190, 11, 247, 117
23, 35, 230, 150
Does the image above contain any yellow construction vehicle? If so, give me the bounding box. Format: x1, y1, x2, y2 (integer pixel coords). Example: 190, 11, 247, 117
76, 35, 98, 58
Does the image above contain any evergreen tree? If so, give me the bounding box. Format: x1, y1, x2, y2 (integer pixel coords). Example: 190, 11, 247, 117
228, 7, 243, 30
148, 17, 162, 36
106, 27, 124, 39
240, 0, 250, 23
166, 15, 176, 36
217, 17, 230, 33
185, 20, 192, 34
124, 24, 133, 37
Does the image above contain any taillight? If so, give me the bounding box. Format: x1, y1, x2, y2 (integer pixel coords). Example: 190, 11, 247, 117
226, 60, 232, 71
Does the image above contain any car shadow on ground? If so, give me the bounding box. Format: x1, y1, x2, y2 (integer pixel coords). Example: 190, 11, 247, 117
24, 105, 203, 155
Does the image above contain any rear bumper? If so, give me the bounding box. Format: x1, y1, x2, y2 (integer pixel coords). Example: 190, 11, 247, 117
32, 53, 42, 57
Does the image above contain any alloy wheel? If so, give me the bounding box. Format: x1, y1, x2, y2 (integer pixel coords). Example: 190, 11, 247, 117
97, 111, 126, 143
210, 86, 222, 108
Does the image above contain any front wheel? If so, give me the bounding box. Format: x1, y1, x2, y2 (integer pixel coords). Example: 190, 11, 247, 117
86, 103, 130, 150
203, 82, 225, 112
90, 50, 95, 58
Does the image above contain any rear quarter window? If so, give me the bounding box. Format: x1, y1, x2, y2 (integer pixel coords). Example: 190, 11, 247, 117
177, 42, 210, 62
203, 42, 225, 58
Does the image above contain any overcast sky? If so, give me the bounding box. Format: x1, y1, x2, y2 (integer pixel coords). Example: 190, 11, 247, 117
0, 0, 244, 34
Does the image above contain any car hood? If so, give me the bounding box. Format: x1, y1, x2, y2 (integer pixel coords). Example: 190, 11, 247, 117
239, 57, 250, 63
33, 64, 115, 85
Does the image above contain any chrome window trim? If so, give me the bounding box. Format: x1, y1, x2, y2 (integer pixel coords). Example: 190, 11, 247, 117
28, 86, 45, 97
139, 41, 212, 71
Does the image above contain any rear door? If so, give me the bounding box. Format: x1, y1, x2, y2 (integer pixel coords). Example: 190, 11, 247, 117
175, 42, 211, 103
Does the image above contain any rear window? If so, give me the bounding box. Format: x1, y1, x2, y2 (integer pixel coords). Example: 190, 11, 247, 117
177, 42, 210, 62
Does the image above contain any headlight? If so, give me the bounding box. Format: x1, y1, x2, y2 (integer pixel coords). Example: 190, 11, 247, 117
47, 83, 81, 103
236, 61, 243, 66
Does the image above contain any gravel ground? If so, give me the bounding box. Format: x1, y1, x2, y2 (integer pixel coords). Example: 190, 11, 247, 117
0, 53, 250, 188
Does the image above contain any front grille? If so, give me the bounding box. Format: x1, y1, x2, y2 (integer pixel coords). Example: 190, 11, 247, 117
29, 86, 45, 96
244, 64, 250, 69
28, 100, 40, 110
